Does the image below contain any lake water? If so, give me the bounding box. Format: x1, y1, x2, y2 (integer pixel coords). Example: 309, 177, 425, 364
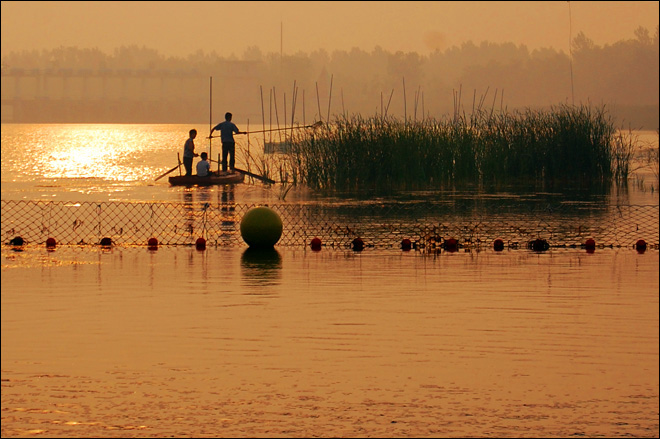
1, 123, 658, 437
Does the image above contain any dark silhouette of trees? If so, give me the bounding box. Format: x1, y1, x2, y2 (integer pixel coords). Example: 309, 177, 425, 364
2, 26, 657, 127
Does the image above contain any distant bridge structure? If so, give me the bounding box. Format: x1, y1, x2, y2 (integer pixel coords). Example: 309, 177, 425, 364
1, 63, 260, 123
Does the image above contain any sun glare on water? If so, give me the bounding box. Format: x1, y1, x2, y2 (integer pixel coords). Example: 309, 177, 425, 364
29, 125, 162, 181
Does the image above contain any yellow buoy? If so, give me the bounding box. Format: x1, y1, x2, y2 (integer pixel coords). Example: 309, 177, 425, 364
240, 206, 283, 248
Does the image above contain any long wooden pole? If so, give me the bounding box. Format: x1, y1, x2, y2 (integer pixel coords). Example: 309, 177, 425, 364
273, 87, 282, 142
207, 122, 321, 138
209, 76, 213, 160
260, 85, 266, 149
341, 89, 345, 116
269, 88, 273, 143
154, 163, 180, 181
290, 80, 297, 141
326, 74, 333, 123
568, 1, 575, 106
210, 159, 276, 184
403, 76, 407, 124
316, 82, 322, 123
246, 118, 250, 173
384, 89, 394, 117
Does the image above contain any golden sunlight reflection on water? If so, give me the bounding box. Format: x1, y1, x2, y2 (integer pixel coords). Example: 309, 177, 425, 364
33, 125, 148, 181
6, 124, 187, 183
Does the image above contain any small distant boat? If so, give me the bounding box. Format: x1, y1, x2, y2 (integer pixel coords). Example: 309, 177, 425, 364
264, 141, 292, 154
168, 171, 245, 186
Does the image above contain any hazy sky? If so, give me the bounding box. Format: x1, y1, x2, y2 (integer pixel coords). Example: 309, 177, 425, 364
2, 1, 658, 58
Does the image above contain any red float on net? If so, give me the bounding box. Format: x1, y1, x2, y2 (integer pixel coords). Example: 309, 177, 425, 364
444, 238, 458, 252
585, 238, 596, 252
635, 239, 647, 253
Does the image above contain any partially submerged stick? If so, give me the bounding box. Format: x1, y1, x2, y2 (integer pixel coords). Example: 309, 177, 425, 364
209, 159, 276, 184
154, 163, 180, 181
155, 153, 183, 181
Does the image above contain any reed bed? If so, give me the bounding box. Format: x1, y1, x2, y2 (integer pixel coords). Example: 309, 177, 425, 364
281, 104, 629, 192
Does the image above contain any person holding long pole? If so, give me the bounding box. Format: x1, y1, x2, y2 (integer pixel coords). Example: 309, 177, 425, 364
210, 112, 245, 172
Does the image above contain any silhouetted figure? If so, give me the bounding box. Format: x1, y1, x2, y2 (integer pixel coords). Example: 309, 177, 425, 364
210, 112, 244, 172
183, 129, 199, 176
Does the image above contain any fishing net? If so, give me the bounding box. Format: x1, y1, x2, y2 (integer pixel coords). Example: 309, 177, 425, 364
1, 199, 658, 250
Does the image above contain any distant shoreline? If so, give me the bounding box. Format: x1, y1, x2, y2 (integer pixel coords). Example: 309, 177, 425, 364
2, 103, 658, 131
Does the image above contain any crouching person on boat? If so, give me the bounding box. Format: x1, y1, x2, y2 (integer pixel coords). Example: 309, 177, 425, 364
196, 152, 211, 177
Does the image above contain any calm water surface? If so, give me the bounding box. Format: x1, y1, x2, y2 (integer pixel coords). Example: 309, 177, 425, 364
1, 124, 659, 437
1, 246, 658, 437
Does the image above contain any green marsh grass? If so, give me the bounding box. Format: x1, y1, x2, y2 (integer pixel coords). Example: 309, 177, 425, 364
281, 104, 630, 192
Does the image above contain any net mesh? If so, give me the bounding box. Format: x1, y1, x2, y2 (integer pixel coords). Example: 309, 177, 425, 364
2, 199, 658, 250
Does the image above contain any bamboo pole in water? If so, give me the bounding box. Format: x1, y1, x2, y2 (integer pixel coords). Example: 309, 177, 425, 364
341, 89, 345, 117
422, 91, 425, 120
246, 118, 250, 173
316, 82, 322, 123
290, 80, 297, 141
273, 87, 282, 142
260, 85, 266, 149
402, 77, 407, 124
269, 88, 273, 144
384, 89, 394, 117
414, 85, 421, 121
292, 81, 298, 123
490, 89, 498, 119
209, 77, 213, 160
327, 74, 333, 123
381, 92, 384, 118
568, 1, 575, 106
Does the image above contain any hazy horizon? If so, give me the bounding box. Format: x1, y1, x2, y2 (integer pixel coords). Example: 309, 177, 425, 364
2, 1, 659, 59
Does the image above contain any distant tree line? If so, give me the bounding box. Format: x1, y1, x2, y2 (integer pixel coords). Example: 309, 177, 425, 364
1, 26, 657, 127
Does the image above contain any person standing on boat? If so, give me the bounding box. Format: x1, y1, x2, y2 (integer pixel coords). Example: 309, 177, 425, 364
183, 129, 199, 176
210, 112, 244, 172
196, 152, 211, 177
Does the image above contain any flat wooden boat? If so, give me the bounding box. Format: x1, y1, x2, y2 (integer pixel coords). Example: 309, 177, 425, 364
168, 171, 245, 186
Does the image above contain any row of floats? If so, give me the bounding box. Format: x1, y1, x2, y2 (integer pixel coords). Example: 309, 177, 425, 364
5, 235, 652, 253
343, 237, 650, 253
